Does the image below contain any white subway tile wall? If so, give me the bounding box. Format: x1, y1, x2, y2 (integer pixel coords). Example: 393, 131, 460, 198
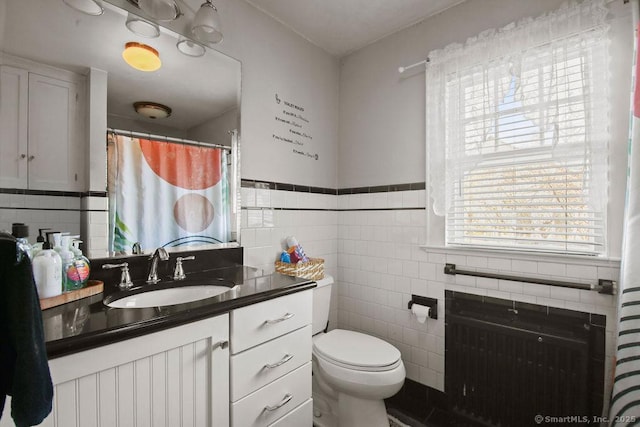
81, 197, 109, 258
0, 194, 82, 241
336, 189, 619, 400
240, 189, 339, 328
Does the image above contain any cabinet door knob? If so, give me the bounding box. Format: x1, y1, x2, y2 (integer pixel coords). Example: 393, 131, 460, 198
264, 354, 293, 369
28, 155, 35, 161
264, 393, 292, 412
20, 154, 26, 159
212, 340, 228, 351
264, 312, 294, 325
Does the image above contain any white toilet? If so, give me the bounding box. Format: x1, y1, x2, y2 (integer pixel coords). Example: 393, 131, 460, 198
312, 275, 405, 427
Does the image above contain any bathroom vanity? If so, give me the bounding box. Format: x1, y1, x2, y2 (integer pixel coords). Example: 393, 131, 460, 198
0, 262, 315, 427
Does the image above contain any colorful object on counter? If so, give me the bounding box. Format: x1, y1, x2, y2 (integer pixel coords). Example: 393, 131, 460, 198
274, 257, 325, 280
59, 235, 91, 292
284, 236, 309, 263
287, 246, 302, 263
70, 238, 91, 288
276, 236, 323, 278
280, 251, 291, 263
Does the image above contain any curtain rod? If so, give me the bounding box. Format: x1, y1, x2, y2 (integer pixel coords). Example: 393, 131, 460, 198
108, 128, 232, 152
398, 58, 430, 74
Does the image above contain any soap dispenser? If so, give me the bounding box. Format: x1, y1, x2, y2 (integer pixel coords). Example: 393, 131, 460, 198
32, 232, 63, 298
32, 227, 51, 257
69, 237, 90, 289
60, 235, 82, 291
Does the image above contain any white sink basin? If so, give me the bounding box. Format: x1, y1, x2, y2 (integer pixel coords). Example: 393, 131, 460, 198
106, 285, 234, 309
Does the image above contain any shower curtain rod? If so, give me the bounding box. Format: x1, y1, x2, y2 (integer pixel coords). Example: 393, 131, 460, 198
398, 58, 430, 74
108, 128, 232, 152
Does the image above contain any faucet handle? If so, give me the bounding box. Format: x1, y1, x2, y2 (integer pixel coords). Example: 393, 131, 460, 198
102, 262, 133, 290
173, 256, 195, 280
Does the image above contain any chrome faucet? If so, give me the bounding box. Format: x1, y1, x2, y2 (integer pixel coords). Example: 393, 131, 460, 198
147, 247, 169, 284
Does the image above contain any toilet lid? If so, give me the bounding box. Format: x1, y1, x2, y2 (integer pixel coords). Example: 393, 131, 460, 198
313, 329, 401, 371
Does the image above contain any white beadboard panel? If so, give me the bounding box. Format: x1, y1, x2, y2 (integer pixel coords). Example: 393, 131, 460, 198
39, 315, 229, 427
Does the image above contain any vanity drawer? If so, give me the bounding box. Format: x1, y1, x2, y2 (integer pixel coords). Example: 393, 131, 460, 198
231, 362, 311, 427
231, 325, 311, 402
230, 290, 312, 353
268, 398, 312, 427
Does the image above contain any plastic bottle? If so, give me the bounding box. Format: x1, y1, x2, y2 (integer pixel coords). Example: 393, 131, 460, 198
51, 232, 63, 253
32, 232, 62, 298
11, 223, 32, 260
60, 235, 82, 291
69, 238, 90, 289
32, 228, 51, 257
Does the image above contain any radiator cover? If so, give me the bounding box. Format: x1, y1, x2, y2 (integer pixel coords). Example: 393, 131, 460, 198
445, 291, 605, 426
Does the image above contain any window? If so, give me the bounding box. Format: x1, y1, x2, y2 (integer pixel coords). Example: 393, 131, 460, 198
426, 0, 610, 255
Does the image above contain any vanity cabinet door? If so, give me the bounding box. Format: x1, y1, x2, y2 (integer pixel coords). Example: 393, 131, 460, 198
0, 65, 28, 188
0, 315, 230, 427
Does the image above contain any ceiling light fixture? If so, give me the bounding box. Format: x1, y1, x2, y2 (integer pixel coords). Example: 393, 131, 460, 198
122, 42, 161, 72
126, 13, 160, 38
176, 36, 206, 57
137, 0, 181, 22
192, 0, 223, 47
133, 102, 172, 119
62, 0, 104, 15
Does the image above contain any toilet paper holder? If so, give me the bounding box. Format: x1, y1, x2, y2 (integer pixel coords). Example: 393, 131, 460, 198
407, 295, 438, 319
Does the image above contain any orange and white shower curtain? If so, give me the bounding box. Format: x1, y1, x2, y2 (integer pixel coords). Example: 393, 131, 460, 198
108, 133, 230, 253
610, 0, 640, 422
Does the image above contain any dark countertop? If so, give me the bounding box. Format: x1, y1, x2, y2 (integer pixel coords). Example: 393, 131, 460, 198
43, 265, 315, 359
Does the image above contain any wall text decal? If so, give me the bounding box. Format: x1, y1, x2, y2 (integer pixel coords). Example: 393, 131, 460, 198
272, 93, 318, 161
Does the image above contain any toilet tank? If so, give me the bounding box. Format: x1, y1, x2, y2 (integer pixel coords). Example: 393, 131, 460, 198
312, 275, 333, 335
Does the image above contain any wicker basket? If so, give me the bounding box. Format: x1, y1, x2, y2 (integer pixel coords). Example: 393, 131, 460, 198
275, 257, 324, 280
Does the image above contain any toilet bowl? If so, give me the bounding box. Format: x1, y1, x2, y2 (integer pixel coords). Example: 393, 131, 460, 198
311, 276, 405, 427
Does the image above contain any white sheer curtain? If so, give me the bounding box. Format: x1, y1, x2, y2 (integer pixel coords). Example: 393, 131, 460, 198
427, 0, 610, 216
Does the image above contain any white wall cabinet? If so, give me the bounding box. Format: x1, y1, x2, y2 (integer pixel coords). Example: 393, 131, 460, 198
230, 290, 313, 427
0, 58, 85, 191
0, 314, 230, 427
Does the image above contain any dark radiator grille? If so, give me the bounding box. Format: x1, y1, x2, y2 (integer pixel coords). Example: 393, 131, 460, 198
445, 292, 604, 427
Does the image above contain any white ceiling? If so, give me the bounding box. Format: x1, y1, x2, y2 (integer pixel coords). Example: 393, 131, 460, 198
245, 0, 466, 57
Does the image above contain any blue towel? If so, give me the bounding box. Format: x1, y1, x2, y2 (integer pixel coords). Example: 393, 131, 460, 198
0, 233, 53, 426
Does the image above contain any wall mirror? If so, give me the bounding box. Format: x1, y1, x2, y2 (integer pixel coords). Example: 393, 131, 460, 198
1, 0, 242, 256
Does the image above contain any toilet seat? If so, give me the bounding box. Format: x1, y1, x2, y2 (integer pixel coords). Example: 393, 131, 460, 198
313, 329, 401, 372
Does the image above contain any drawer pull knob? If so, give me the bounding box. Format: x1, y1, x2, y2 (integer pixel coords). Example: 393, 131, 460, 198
264, 312, 294, 325
264, 393, 293, 412
264, 354, 293, 369
212, 340, 229, 351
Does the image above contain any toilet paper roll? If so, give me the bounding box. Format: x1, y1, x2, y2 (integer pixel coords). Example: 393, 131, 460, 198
411, 303, 430, 324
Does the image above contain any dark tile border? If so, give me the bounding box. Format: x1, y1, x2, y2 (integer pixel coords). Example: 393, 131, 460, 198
241, 180, 426, 195
0, 188, 108, 198
338, 182, 426, 195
